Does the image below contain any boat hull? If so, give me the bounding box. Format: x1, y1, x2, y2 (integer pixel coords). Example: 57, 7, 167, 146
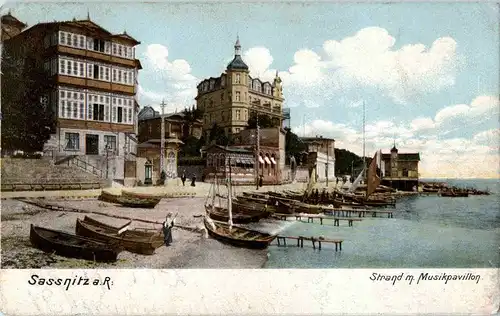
75, 219, 162, 255
203, 217, 276, 250
30, 224, 120, 262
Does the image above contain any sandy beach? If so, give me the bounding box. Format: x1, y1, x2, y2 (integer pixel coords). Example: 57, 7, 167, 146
1, 197, 268, 269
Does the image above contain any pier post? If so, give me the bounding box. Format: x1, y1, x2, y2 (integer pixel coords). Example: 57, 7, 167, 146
334, 219, 339, 226
312, 238, 316, 249
318, 241, 322, 250
320, 218, 323, 225
335, 242, 338, 252
348, 219, 353, 227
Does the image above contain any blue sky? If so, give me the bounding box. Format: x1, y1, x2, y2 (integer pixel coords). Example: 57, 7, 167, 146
3, 1, 499, 178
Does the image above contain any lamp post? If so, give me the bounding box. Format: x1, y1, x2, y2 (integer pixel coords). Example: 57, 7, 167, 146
105, 143, 110, 179
160, 99, 166, 175
255, 115, 260, 190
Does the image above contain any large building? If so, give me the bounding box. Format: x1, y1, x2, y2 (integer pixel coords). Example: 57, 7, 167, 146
380, 145, 420, 191
137, 106, 203, 142
1, 13, 142, 182
301, 136, 336, 183
195, 37, 288, 143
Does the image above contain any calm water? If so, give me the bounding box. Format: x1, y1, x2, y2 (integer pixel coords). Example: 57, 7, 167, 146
261, 179, 500, 268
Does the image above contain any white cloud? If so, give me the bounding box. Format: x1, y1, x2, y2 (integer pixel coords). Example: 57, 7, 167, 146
293, 100, 499, 178
138, 44, 198, 107
242, 27, 460, 107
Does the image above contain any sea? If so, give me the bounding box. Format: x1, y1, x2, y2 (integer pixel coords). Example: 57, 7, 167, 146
250, 179, 499, 269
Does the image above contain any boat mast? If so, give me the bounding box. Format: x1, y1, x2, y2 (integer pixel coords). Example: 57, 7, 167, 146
363, 100, 366, 183
255, 115, 260, 190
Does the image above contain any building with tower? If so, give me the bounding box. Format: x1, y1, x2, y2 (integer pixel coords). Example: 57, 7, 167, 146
380, 145, 420, 191
195, 37, 288, 143
1, 12, 142, 184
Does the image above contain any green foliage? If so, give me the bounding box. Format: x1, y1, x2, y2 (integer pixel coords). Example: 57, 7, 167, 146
246, 113, 277, 129
180, 135, 203, 157
209, 123, 229, 146
334, 148, 369, 176
284, 127, 307, 164
1, 54, 55, 153
178, 156, 205, 166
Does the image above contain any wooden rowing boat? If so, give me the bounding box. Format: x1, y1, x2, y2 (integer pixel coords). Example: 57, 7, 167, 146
99, 191, 121, 203
441, 191, 469, 197
82, 216, 163, 240
75, 218, 164, 255
114, 196, 161, 209
206, 206, 262, 224
30, 224, 121, 262
121, 190, 164, 200
203, 217, 276, 249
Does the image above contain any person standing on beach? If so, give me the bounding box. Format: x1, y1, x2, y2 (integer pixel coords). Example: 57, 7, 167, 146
181, 170, 187, 186
163, 213, 175, 246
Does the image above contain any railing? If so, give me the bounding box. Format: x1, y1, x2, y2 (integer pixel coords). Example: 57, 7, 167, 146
68, 156, 104, 178
1, 181, 102, 192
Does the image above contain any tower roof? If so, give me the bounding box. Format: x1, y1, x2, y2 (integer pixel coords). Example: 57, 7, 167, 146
227, 36, 248, 71
1, 12, 27, 28
391, 145, 398, 152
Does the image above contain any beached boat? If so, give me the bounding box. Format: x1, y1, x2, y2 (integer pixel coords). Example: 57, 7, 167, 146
30, 224, 121, 262
121, 190, 164, 200
75, 218, 164, 255
204, 217, 276, 249
99, 191, 121, 203
82, 216, 163, 240
206, 206, 263, 224
114, 196, 161, 208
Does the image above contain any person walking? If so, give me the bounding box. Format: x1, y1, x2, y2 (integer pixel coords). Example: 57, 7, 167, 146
162, 213, 175, 247
181, 170, 187, 186
191, 175, 196, 187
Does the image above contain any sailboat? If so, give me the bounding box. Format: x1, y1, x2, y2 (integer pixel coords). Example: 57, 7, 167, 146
203, 157, 277, 249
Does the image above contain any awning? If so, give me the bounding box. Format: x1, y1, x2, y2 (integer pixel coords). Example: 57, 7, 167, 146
270, 157, 276, 164
258, 156, 265, 164
264, 156, 271, 164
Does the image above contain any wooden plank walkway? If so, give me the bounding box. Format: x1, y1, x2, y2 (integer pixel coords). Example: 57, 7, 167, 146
272, 213, 362, 227
275, 235, 343, 251
322, 208, 394, 218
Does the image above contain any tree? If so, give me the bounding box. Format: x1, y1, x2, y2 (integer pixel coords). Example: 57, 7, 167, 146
334, 148, 368, 176
246, 113, 277, 129
1, 53, 55, 153
209, 123, 229, 146
179, 135, 203, 157
284, 127, 307, 164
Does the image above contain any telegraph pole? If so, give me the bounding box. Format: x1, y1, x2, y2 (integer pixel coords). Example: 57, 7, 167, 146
160, 99, 166, 175
255, 115, 260, 190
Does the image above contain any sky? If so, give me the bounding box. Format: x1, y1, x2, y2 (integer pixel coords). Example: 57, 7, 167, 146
3, 1, 499, 179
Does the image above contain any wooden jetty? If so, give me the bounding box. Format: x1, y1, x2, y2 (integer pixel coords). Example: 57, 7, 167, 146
272, 213, 362, 227
275, 235, 343, 251
322, 208, 394, 218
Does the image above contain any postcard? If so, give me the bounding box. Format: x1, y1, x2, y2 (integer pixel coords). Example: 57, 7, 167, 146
1, 0, 498, 314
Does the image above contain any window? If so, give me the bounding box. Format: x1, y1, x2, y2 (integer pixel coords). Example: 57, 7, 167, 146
59, 59, 66, 75
117, 107, 123, 123
235, 74, 240, 84
93, 65, 99, 79
235, 91, 240, 101
65, 133, 79, 150
59, 90, 85, 119
220, 93, 224, 102
112, 69, 117, 82
92, 104, 105, 121
236, 110, 240, 121
79, 35, 85, 48
79, 63, 84, 77
104, 135, 117, 151
93, 39, 105, 52
105, 68, 110, 81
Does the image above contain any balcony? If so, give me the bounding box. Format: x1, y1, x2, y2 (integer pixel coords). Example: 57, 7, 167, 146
53, 46, 137, 68
55, 75, 136, 95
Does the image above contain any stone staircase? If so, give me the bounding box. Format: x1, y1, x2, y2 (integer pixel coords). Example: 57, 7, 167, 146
0, 158, 106, 191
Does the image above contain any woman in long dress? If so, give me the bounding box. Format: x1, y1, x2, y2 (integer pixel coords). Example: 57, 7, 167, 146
162, 213, 175, 246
